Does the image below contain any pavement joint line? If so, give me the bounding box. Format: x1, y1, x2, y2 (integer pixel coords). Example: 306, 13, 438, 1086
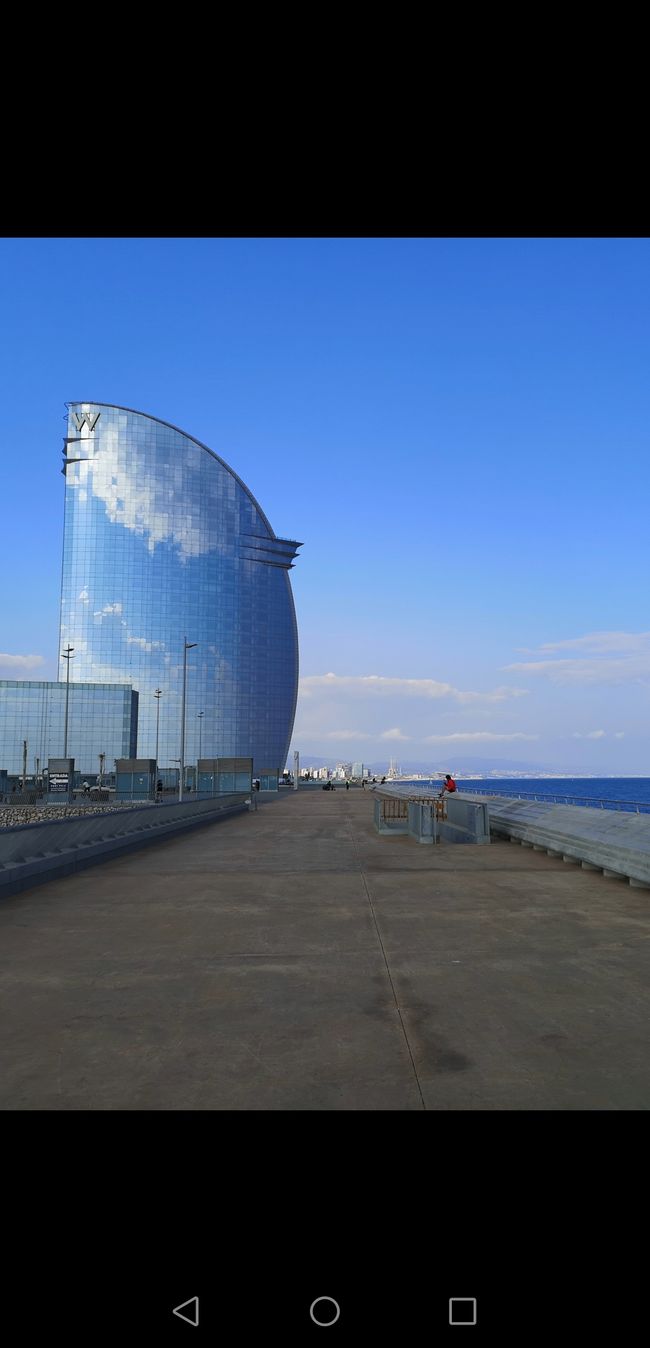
346, 816, 427, 1111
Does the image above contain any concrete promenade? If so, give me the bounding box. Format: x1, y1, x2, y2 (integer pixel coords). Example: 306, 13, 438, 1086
1, 788, 650, 1110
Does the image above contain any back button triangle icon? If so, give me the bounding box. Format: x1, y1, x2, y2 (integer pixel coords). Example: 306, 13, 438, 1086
173, 1296, 199, 1327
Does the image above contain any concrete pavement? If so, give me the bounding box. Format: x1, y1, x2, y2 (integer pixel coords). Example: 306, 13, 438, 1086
1, 787, 649, 1109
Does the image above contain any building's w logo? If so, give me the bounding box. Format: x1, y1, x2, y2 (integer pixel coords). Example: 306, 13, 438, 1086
73, 411, 101, 432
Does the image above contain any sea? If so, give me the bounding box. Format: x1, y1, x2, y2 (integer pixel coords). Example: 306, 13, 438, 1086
391, 778, 650, 815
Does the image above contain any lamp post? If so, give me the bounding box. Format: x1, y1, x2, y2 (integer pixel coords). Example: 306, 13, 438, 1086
179, 637, 197, 802
61, 644, 75, 757
197, 711, 204, 790
154, 688, 163, 776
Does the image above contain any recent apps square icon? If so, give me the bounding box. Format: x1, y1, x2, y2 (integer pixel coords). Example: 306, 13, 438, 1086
449, 1298, 477, 1326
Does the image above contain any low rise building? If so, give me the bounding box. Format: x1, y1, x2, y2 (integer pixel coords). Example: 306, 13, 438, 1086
0, 680, 138, 778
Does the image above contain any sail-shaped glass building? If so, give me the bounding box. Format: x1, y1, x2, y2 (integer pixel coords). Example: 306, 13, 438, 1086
59, 403, 301, 775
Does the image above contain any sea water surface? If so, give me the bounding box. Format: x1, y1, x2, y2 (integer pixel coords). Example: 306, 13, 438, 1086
392, 778, 650, 815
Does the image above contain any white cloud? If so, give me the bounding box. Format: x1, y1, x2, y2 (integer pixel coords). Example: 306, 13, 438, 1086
300, 673, 528, 703
323, 730, 373, 741
572, 730, 606, 740
126, 635, 165, 652
424, 731, 539, 743
54, 634, 143, 689
505, 631, 650, 685
0, 652, 45, 672
614, 732, 625, 739
78, 588, 89, 603
294, 672, 537, 752
539, 631, 650, 654
68, 418, 250, 562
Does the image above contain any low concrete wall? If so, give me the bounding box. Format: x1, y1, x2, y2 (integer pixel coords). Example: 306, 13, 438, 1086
407, 801, 437, 844
461, 793, 650, 888
439, 797, 490, 845
0, 796, 248, 901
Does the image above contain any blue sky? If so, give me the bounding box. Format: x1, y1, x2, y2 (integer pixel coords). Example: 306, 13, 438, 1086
1, 237, 649, 772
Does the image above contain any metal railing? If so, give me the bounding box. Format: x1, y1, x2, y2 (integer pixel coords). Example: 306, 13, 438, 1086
465, 788, 650, 815
379, 797, 408, 819
376, 786, 448, 817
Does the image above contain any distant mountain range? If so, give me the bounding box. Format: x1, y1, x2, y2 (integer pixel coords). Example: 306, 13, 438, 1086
389, 756, 550, 773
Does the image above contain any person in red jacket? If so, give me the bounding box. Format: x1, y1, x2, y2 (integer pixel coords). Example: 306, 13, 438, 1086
439, 773, 457, 799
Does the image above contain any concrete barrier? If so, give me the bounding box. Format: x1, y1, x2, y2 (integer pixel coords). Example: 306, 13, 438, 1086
0, 795, 248, 901
374, 792, 487, 845
438, 797, 490, 845
407, 800, 438, 844
461, 793, 650, 888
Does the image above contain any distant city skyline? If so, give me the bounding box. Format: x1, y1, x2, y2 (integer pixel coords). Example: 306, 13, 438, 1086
1, 238, 649, 772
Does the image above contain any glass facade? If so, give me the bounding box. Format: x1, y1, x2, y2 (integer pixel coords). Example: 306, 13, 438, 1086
0, 681, 137, 775
59, 404, 301, 774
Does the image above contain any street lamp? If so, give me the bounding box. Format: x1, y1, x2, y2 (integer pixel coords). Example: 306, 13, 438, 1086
179, 637, 197, 802
61, 644, 75, 757
197, 710, 204, 784
154, 688, 163, 776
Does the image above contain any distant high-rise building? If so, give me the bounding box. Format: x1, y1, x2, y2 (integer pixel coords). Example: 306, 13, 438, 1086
352, 761, 364, 778
59, 403, 301, 773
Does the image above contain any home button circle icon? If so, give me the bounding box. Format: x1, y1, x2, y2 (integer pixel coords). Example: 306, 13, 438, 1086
310, 1297, 341, 1326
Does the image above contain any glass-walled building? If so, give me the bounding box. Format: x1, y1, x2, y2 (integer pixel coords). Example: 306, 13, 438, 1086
0, 681, 137, 776
59, 403, 301, 774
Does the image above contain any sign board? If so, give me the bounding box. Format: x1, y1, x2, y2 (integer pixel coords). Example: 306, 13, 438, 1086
49, 773, 69, 792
